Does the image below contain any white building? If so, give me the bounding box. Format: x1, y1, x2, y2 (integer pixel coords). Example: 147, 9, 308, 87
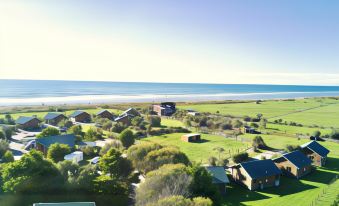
64, 151, 83, 163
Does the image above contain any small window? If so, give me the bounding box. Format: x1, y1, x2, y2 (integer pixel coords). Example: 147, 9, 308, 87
266, 179, 268, 183
287, 167, 291, 172
304, 168, 306, 172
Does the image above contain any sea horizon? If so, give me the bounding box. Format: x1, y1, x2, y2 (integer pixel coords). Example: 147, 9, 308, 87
1, 79, 339, 106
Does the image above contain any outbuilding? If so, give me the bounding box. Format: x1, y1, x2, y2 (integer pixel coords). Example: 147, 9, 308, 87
273, 150, 312, 179
64, 151, 84, 163
181, 133, 201, 142
205, 166, 230, 194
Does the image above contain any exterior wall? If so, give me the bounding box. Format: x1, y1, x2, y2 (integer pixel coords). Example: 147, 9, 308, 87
296, 165, 312, 178
153, 105, 164, 116
181, 134, 201, 142
303, 148, 324, 166
275, 157, 312, 178
230, 167, 252, 189
74, 113, 91, 123
18, 119, 40, 130
98, 111, 114, 120
46, 115, 66, 125
116, 116, 130, 125
36, 143, 47, 155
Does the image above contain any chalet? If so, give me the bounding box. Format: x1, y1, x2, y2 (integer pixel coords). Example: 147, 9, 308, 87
121, 108, 140, 117
181, 133, 201, 142
114, 114, 132, 125
205, 166, 230, 194
229, 159, 281, 190
96, 110, 114, 120
153, 102, 176, 116
301, 141, 330, 166
69, 110, 91, 123
15, 116, 41, 130
273, 150, 312, 179
35, 134, 76, 155
44, 112, 66, 125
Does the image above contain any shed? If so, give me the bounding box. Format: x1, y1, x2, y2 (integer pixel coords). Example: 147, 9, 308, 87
181, 133, 201, 142
64, 151, 83, 163
205, 166, 230, 193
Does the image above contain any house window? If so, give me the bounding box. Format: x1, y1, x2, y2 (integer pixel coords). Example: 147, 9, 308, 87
303, 168, 306, 172
266, 179, 268, 183
309, 156, 314, 160
287, 167, 291, 172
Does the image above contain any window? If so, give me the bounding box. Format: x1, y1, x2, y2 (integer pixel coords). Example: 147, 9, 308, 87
266, 179, 268, 183
287, 167, 291, 172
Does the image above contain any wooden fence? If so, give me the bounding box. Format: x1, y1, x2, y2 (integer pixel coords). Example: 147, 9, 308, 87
309, 175, 339, 206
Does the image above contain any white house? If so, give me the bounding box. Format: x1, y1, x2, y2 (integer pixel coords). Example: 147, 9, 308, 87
64, 151, 83, 163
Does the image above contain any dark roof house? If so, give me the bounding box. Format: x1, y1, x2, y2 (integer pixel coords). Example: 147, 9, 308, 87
205, 166, 229, 193
35, 134, 76, 155
44, 113, 66, 125
121, 108, 140, 117
301, 141, 330, 166
96, 110, 114, 120
69, 110, 91, 123
15, 116, 41, 130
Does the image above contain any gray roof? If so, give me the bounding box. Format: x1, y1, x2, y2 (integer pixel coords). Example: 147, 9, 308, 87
206, 166, 230, 184
69, 110, 88, 118
15, 116, 40, 124
36, 134, 76, 148
240, 159, 281, 179
281, 150, 312, 169
33, 203, 95, 206
44, 113, 65, 120
301, 141, 330, 157
96, 110, 112, 115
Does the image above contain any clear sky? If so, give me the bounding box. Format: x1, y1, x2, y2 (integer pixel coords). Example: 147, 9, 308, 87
1, 0, 339, 85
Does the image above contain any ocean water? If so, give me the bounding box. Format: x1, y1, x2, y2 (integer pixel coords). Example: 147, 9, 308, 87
1, 79, 339, 106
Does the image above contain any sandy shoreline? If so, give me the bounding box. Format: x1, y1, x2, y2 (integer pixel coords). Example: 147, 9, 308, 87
1, 91, 339, 106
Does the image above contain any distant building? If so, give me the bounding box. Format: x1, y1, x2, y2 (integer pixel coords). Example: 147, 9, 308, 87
114, 114, 132, 125
121, 108, 140, 117
96, 110, 114, 120
205, 166, 230, 194
35, 134, 76, 155
273, 150, 312, 179
301, 141, 330, 166
15, 116, 41, 130
229, 159, 281, 190
181, 133, 201, 142
243, 126, 260, 134
69, 110, 91, 123
44, 113, 66, 125
153, 102, 176, 116
33, 202, 96, 206
64, 151, 83, 163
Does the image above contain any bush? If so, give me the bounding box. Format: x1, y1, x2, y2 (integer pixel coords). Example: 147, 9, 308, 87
208, 156, 217, 166
2, 150, 14, 163
47, 143, 71, 163
85, 127, 103, 141
232, 152, 249, 163
330, 130, 339, 140
252, 136, 266, 150
37, 127, 60, 138
119, 129, 135, 148
285, 144, 300, 152
81, 146, 96, 157
111, 122, 127, 133
148, 116, 161, 127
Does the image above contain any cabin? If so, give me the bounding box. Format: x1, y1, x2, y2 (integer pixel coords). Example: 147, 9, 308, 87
35, 134, 76, 155
114, 114, 132, 125
69, 110, 91, 123
301, 141, 330, 166
121, 108, 140, 117
205, 166, 230, 194
229, 159, 281, 190
181, 133, 201, 142
152, 102, 176, 116
243, 126, 260, 134
44, 112, 66, 125
273, 150, 312, 179
15, 116, 41, 130
96, 110, 114, 120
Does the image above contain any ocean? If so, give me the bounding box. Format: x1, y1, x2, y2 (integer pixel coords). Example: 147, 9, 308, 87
1, 79, 339, 106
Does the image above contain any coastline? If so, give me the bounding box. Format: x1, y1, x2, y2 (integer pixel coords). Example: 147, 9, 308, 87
1, 91, 339, 106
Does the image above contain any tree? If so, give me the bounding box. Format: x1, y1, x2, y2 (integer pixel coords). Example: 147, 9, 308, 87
232, 152, 249, 163
2, 150, 14, 163
208, 156, 217, 166
119, 129, 135, 148
81, 146, 96, 157
75, 164, 99, 192
36, 127, 60, 138
312, 130, 321, 138
259, 118, 267, 129
85, 127, 103, 141
256, 113, 263, 121
57, 160, 80, 182
213, 147, 225, 161
250, 122, 259, 129
147, 195, 212, 206
330, 130, 339, 140
99, 140, 123, 155
285, 144, 300, 152
131, 116, 143, 126
102, 121, 113, 131
148, 116, 161, 127
111, 122, 127, 133
127, 142, 162, 172
93, 175, 128, 195
0, 139, 9, 157
136, 164, 192, 206
232, 119, 243, 128
252, 136, 266, 151
98, 148, 133, 179
0, 130, 5, 140
68, 125, 84, 141
58, 119, 73, 129
47, 143, 71, 163
1, 150, 63, 193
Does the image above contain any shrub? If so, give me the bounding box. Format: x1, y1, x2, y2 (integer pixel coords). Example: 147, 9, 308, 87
37, 127, 60, 138
148, 116, 161, 127
47, 143, 71, 163
232, 152, 249, 163
252, 136, 266, 150
119, 129, 135, 148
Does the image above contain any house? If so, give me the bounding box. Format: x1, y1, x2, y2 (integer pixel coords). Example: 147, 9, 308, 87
69, 110, 91, 123
44, 112, 66, 125
15, 116, 41, 130
33, 203, 96, 206
205, 166, 230, 194
243, 126, 260, 134
301, 141, 330, 166
181, 133, 201, 142
273, 150, 312, 179
121, 108, 140, 117
153, 102, 176, 116
64, 151, 83, 163
96, 110, 114, 120
229, 159, 281, 190
35, 134, 76, 155
114, 114, 132, 125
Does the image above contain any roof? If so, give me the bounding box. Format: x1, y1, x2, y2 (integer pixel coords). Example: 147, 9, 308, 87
15, 116, 40, 124
301, 141, 330, 157
122, 108, 140, 116
182, 133, 200, 138
96, 110, 112, 115
240, 159, 281, 179
33, 202, 95, 206
36, 134, 76, 148
114, 113, 132, 121
281, 150, 312, 169
205, 166, 230, 184
69, 110, 88, 118
44, 113, 65, 120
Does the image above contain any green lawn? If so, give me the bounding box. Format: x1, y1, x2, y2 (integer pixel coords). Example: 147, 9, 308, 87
264, 123, 332, 137
161, 118, 185, 127
142, 133, 249, 164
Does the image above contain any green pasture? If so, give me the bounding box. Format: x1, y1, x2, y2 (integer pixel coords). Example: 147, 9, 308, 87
160, 118, 185, 127
264, 123, 332, 137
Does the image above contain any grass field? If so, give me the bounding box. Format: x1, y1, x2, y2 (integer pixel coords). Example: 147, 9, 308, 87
264, 123, 332, 136
160, 118, 185, 127
142, 133, 249, 163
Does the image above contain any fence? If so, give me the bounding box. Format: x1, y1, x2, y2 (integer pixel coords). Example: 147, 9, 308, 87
309, 175, 339, 206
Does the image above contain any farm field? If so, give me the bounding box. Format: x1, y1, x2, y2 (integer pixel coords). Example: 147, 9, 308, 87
142, 133, 249, 163
160, 118, 184, 127
264, 123, 332, 136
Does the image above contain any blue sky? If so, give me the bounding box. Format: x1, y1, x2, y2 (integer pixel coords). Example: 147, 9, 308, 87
1, 0, 339, 85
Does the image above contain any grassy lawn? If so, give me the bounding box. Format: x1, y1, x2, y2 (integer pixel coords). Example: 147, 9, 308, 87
264, 123, 332, 136
142, 133, 249, 164
161, 118, 185, 127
